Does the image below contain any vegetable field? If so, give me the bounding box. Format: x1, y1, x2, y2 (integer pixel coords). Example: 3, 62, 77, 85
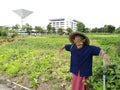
0, 34, 120, 90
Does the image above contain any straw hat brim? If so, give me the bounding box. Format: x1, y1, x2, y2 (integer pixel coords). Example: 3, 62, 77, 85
69, 32, 90, 44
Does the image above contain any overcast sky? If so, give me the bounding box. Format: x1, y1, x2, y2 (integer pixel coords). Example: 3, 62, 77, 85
0, 0, 120, 28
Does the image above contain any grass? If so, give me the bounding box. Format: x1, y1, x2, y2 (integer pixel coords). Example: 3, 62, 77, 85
0, 33, 120, 89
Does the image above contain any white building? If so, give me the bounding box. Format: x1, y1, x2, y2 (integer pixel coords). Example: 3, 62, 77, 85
49, 18, 79, 31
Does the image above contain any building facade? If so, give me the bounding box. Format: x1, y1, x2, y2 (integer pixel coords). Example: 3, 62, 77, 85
49, 18, 79, 31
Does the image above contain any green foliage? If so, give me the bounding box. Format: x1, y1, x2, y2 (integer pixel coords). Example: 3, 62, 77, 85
0, 29, 8, 37
115, 43, 120, 56
12, 24, 20, 30
47, 24, 52, 33
51, 27, 56, 33
22, 23, 32, 35
89, 34, 120, 89
57, 28, 64, 35
77, 22, 85, 32
90, 25, 116, 33
104, 25, 115, 33
0, 34, 120, 89
115, 27, 120, 33
11, 30, 18, 38
91, 27, 104, 33
2, 30, 8, 36
34, 26, 44, 33
66, 28, 73, 34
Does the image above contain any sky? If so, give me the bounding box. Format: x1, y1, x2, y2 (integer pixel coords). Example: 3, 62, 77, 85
0, 0, 120, 28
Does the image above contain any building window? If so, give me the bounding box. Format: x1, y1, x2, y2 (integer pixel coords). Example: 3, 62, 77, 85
49, 18, 78, 31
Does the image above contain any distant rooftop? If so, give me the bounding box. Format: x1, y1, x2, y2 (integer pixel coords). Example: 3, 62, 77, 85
73, 19, 79, 22
49, 18, 79, 22
49, 18, 65, 21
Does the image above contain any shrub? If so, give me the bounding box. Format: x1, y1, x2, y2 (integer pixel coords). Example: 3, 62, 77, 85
0, 29, 8, 37
116, 43, 120, 56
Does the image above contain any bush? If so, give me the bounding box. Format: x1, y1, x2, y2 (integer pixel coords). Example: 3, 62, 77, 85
0, 29, 8, 37
116, 43, 120, 56
115, 27, 120, 33
11, 31, 18, 38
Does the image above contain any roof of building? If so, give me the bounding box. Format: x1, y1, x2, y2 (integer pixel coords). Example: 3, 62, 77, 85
73, 19, 79, 22
49, 18, 65, 21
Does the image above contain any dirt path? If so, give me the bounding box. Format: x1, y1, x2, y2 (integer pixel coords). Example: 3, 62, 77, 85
0, 84, 12, 90
0, 76, 12, 90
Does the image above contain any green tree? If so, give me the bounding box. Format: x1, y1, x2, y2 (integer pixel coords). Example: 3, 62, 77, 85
98, 27, 104, 33
34, 26, 44, 33
66, 28, 72, 34
57, 28, 64, 35
91, 27, 98, 33
47, 24, 52, 33
12, 24, 20, 30
22, 23, 32, 35
22, 25, 26, 30
91, 27, 105, 33
0, 26, 2, 30
85, 27, 91, 33
115, 27, 120, 33
104, 25, 115, 33
51, 27, 56, 33
0, 26, 9, 37
77, 22, 85, 32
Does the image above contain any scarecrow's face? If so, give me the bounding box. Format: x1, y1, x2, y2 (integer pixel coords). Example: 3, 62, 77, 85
73, 36, 85, 46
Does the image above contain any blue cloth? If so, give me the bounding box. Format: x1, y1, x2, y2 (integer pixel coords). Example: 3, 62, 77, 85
65, 44, 101, 77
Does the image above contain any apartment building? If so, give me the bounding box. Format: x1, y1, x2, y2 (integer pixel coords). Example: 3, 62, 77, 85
49, 18, 79, 31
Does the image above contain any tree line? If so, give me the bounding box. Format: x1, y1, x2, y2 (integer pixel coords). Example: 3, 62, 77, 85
0, 22, 120, 37
47, 22, 120, 34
